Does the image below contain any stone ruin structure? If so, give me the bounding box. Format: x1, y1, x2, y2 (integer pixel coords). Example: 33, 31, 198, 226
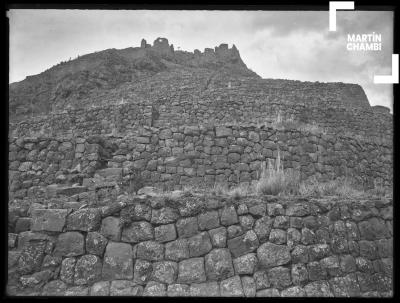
7, 37, 393, 297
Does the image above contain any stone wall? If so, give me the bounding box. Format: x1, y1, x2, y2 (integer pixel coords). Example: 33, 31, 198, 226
7, 194, 393, 296
8, 124, 392, 199
9, 76, 392, 141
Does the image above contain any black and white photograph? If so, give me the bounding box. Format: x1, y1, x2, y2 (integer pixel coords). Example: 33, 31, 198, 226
6, 3, 395, 298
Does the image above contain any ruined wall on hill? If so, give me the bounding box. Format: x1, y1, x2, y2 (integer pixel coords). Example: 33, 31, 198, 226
8, 124, 392, 199
8, 195, 393, 296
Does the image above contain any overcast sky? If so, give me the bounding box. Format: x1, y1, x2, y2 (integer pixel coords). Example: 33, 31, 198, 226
8, 9, 393, 110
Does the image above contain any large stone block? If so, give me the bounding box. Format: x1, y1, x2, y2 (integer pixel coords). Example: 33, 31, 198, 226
100, 216, 121, 241
329, 273, 361, 297
268, 266, 291, 290
90, 281, 110, 296
257, 242, 291, 268
220, 275, 244, 297
358, 218, 390, 240
190, 282, 220, 296
136, 241, 164, 261
177, 258, 206, 283
167, 284, 190, 297
220, 205, 239, 226
227, 230, 259, 258
74, 254, 102, 285
286, 203, 311, 217
254, 216, 274, 243
60, 257, 76, 284
66, 208, 101, 232
85, 232, 108, 256
165, 238, 189, 261
121, 221, 154, 243
215, 126, 232, 137
54, 232, 85, 257
155, 224, 177, 243
17, 240, 47, 274
304, 281, 333, 297
198, 211, 219, 230
188, 232, 212, 257
152, 261, 178, 284
102, 242, 133, 280
143, 281, 166, 296
133, 259, 152, 285
110, 280, 143, 296
205, 248, 234, 281
291, 263, 309, 285
120, 203, 151, 223
241, 276, 256, 297
176, 217, 199, 238
208, 227, 227, 248
233, 253, 258, 275
151, 207, 179, 224
31, 209, 68, 232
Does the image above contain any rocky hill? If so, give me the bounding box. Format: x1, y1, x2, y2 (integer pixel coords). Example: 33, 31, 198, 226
9, 37, 259, 119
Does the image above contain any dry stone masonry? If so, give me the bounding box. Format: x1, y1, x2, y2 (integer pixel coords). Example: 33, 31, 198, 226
9, 123, 392, 201
8, 194, 393, 297
8, 37, 393, 297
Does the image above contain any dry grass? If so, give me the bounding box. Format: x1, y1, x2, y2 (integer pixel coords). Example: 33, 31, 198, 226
298, 176, 365, 198
254, 151, 300, 196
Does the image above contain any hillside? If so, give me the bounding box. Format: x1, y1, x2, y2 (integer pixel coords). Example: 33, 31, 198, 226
9, 37, 259, 119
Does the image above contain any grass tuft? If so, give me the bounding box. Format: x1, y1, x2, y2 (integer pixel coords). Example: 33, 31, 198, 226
254, 151, 300, 196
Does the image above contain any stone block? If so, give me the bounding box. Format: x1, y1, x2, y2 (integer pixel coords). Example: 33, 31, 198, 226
241, 276, 256, 297
188, 232, 212, 257
31, 209, 68, 232
177, 258, 206, 284
208, 227, 227, 248
155, 224, 177, 243
121, 221, 154, 243
268, 266, 291, 290
176, 217, 198, 238
190, 282, 220, 296
90, 281, 110, 296
205, 248, 234, 281
228, 230, 259, 258
110, 280, 143, 296
136, 241, 164, 261
220, 275, 244, 297
100, 216, 121, 241
152, 261, 178, 284
257, 242, 290, 268
254, 216, 274, 243
54, 232, 84, 257
165, 238, 189, 261
85, 232, 108, 256
102, 242, 133, 280
198, 211, 219, 230
74, 254, 102, 285
291, 263, 308, 285
167, 284, 190, 297
133, 259, 153, 285
220, 205, 239, 226
66, 208, 101, 232
233, 253, 258, 275
151, 207, 179, 224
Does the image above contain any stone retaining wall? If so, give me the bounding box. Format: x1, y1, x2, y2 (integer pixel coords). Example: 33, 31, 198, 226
9, 77, 392, 141
9, 124, 392, 199
7, 195, 393, 296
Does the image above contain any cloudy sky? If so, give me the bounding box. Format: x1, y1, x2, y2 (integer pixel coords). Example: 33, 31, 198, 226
8, 9, 393, 110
